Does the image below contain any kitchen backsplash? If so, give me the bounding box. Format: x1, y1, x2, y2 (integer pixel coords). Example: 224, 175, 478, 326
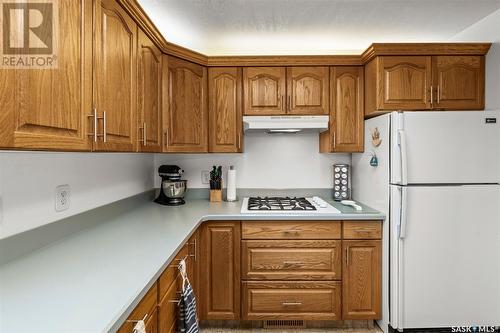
155, 132, 350, 189
0, 152, 154, 239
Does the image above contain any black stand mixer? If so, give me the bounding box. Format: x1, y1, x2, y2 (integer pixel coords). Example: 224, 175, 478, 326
154, 165, 187, 206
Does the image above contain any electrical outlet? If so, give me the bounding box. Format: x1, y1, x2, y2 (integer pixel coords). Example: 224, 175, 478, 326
55, 185, 70, 212
201, 170, 210, 184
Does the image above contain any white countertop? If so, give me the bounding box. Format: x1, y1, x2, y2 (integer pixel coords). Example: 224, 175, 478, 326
0, 198, 384, 333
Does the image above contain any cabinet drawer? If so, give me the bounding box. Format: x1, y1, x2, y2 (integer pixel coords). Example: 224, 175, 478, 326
158, 274, 182, 333
343, 221, 382, 239
242, 240, 341, 280
118, 282, 158, 333
242, 281, 341, 320
159, 245, 188, 300
145, 307, 158, 333
242, 221, 341, 239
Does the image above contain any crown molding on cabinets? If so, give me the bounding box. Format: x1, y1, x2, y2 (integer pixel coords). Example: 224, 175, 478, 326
207, 55, 363, 67
361, 43, 491, 63
116, 1, 492, 67
116, 0, 209, 66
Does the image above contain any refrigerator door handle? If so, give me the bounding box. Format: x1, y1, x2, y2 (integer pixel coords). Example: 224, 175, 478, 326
398, 129, 408, 185
399, 186, 408, 239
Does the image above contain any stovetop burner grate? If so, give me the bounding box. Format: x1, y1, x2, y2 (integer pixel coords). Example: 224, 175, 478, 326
247, 197, 317, 211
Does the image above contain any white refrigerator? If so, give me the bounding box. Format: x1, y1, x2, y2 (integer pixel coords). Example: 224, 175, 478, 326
352, 111, 500, 332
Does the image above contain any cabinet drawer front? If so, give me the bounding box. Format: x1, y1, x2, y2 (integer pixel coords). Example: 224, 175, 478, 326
118, 282, 158, 333
242, 240, 341, 280
242, 281, 341, 320
242, 221, 341, 239
343, 221, 382, 239
158, 273, 182, 333
159, 245, 188, 299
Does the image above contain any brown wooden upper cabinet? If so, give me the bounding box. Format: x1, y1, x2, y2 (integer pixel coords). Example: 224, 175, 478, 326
243, 67, 329, 115
320, 67, 364, 153
243, 67, 286, 115
208, 68, 243, 153
287, 67, 329, 115
0, 0, 93, 151
365, 55, 485, 117
137, 29, 162, 152
93, 0, 137, 151
432, 56, 485, 110
163, 56, 208, 153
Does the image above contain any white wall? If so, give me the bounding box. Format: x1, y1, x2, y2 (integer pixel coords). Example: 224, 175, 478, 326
451, 8, 500, 201
0, 152, 154, 239
155, 132, 350, 189
451, 8, 500, 110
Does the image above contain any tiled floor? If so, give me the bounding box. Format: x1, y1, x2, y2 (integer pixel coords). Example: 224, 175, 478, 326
201, 328, 382, 333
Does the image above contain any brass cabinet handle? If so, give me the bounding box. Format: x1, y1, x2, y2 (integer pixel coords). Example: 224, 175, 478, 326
333, 131, 336, 149
283, 261, 303, 265
288, 95, 291, 112
143, 122, 147, 146
437, 85, 441, 104
430, 85, 434, 109
188, 239, 197, 262
282, 229, 299, 234
164, 128, 169, 147
237, 133, 241, 150
281, 95, 285, 111
87, 108, 98, 142
96, 111, 107, 142
282, 302, 302, 306
97, 111, 107, 142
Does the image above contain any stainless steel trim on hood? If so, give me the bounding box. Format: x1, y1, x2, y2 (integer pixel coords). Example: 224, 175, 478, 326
243, 115, 329, 133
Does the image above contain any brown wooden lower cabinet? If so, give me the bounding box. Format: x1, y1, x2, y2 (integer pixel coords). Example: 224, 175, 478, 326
199, 221, 241, 320
145, 307, 158, 333
158, 274, 182, 333
119, 220, 382, 332
242, 240, 341, 280
242, 281, 341, 320
117, 282, 158, 333
342, 240, 382, 320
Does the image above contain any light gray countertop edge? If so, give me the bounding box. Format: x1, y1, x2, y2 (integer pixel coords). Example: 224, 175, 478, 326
0, 194, 384, 333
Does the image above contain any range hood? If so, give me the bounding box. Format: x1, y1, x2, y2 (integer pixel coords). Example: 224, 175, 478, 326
243, 116, 329, 133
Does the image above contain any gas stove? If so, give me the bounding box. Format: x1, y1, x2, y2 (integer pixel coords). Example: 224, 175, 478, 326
240, 196, 340, 214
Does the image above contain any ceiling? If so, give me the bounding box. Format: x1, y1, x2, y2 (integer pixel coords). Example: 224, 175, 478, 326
138, 0, 500, 56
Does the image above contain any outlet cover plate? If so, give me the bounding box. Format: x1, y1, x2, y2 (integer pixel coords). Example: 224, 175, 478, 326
55, 184, 70, 212
201, 171, 210, 184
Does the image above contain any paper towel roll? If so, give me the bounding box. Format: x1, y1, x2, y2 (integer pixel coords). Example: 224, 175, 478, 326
226, 166, 237, 201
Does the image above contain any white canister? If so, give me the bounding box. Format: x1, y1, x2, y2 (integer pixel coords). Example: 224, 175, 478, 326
226, 166, 237, 201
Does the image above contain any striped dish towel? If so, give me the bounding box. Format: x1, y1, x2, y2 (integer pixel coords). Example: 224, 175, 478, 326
178, 260, 199, 333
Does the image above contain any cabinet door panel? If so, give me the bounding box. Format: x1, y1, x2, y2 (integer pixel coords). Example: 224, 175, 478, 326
209, 68, 243, 152
342, 240, 381, 320
320, 66, 364, 153
333, 66, 364, 152
0, 0, 92, 150
287, 67, 329, 115
433, 56, 484, 110
200, 222, 241, 320
243, 67, 286, 115
137, 29, 162, 152
94, 0, 137, 151
379, 56, 432, 110
164, 56, 207, 152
